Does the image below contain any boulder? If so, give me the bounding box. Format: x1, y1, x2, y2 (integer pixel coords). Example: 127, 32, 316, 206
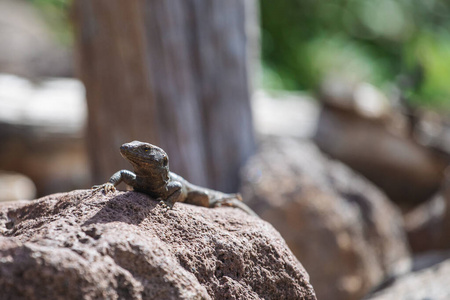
405, 176, 450, 253
0, 171, 36, 202
364, 256, 450, 300
0, 190, 316, 300
252, 90, 319, 138
314, 79, 449, 207
0, 74, 89, 197
240, 137, 411, 300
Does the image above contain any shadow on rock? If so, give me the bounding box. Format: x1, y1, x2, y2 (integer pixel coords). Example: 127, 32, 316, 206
82, 191, 161, 226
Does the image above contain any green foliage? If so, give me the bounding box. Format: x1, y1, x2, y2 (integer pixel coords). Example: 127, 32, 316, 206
26, 0, 72, 45
261, 0, 450, 109
406, 31, 450, 108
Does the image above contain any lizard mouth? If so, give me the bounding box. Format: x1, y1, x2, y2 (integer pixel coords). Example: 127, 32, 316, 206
119, 144, 134, 159
120, 142, 155, 164
119, 141, 167, 166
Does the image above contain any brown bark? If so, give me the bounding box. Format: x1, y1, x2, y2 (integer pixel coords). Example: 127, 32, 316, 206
73, 0, 256, 192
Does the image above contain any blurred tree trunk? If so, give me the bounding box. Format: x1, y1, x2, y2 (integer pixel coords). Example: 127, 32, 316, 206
73, 0, 257, 192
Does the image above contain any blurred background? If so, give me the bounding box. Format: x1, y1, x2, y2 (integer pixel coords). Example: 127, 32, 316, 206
261, 0, 450, 108
2, 0, 450, 299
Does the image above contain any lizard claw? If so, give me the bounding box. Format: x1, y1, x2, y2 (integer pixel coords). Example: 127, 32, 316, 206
91, 183, 116, 194
158, 199, 174, 211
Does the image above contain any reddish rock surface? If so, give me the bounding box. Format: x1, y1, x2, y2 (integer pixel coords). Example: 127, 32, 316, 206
0, 190, 316, 300
241, 137, 411, 300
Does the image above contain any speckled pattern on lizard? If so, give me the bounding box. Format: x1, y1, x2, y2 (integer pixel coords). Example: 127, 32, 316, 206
92, 141, 258, 217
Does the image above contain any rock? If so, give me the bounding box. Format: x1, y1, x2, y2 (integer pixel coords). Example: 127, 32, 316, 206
0, 0, 73, 78
252, 90, 319, 138
319, 78, 392, 120
240, 137, 410, 300
314, 79, 449, 206
405, 177, 450, 253
411, 250, 450, 272
0, 190, 316, 300
0, 171, 36, 202
413, 110, 450, 155
0, 74, 89, 196
364, 257, 450, 300
404, 194, 447, 253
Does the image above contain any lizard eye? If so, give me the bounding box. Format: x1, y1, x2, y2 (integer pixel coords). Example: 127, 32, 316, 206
143, 146, 151, 152
162, 156, 168, 166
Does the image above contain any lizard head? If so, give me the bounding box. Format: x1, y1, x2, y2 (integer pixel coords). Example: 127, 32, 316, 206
120, 141, 169, 174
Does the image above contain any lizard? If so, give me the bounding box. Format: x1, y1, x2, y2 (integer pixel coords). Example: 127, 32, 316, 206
92, 141, 258, 217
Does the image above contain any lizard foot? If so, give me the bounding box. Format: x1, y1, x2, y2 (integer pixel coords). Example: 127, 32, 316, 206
158, 199, 174, 211
91, 183, 116, 194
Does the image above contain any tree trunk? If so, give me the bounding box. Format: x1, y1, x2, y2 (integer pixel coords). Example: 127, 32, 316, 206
73, 0, 257, 192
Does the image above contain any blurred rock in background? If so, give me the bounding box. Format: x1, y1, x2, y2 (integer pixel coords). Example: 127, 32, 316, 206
364, 253, 450, 300
240, 136, 411, 300
314, 78, 450, 208
249, 88, 450, 300
0, 0, 83, 199
405, 173, 450, 253
252, 90, 319, 139
0, 171, 35, 202
0, 74, 88, 197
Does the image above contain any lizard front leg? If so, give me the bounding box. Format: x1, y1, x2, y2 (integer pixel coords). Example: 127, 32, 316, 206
159, 181, 183, 209
92, 170, 137, 194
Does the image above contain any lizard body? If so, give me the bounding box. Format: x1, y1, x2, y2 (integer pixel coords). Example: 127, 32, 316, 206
93, 141, 257, 216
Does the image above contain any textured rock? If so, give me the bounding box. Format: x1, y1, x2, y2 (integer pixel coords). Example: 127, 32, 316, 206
0, 190, 316, 300
240, 137, 411, 300
365, 257, 450, 300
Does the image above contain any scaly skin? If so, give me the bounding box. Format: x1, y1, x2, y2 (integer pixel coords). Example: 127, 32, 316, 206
92, 141, 257, 216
